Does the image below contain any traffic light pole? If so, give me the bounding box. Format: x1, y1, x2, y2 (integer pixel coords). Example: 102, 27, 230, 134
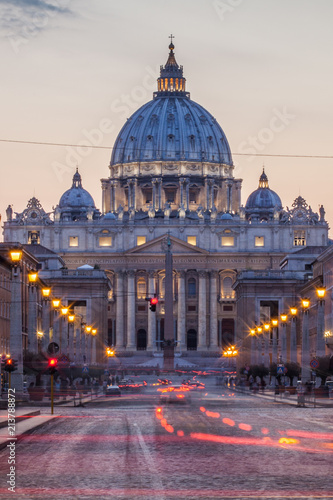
51, 374, 54, 415
163, 237, 174, 371
8, 372, 11, 391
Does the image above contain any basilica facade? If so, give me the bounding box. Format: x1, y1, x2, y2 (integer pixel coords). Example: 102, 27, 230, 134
3, 42, 329, 368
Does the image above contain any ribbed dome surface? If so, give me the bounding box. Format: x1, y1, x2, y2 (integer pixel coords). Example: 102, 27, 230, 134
111, 97, 232, 166
59, 169, 95, 209
245, 188, 282, 210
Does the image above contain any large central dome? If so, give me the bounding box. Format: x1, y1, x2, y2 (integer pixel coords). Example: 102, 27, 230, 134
111, 43, 232, 167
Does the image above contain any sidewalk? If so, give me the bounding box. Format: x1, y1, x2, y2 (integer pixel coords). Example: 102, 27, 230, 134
0, 392, 103, 451
235, 385, 333, 408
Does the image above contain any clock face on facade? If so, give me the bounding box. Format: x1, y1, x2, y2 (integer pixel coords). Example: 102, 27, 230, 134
294, 209, 306, 220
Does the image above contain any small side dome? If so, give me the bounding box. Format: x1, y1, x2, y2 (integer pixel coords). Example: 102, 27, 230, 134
59, 169, 96, 209
221, 212, 233, 220
245, 169, 282, 221
103, 212, 116, 220
57, 169, 100, 222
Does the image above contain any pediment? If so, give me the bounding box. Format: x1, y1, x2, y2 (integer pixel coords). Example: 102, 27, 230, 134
127, 234, 209, 255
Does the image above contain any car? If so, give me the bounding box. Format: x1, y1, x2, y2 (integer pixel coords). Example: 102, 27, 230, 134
105, 385, 121, 397
159, 384, 191, 404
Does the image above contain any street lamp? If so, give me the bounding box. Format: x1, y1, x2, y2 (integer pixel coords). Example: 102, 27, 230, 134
9, 248, 23, 392
289, 306, 298, 363
301, 298, 311, 382
316, 287, 326, 357
42, 288, 51, 299
27, 270, 39, 352
316, 287, 326, 300
271, 318, 279, 364
279, 314, 288, 362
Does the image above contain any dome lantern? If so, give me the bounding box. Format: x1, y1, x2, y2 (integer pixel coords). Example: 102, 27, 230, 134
155, 36, 189, 98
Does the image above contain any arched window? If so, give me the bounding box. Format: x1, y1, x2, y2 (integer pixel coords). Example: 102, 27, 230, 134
222, 277, 233, 299
137, 277, 146, 299
188, 278, 196, 298
160, 277, 165, 299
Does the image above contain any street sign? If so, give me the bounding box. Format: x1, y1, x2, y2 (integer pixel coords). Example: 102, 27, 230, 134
277, 364, 285, 375
310, 358, 319, 369
82, 366, 89, 374
58, 354, 70, 366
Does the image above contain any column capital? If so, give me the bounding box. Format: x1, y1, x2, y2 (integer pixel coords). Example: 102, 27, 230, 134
198, 270, 208, 278
210, 270, 218, 279
127, 270, 136, 279
177, 270, 186, 279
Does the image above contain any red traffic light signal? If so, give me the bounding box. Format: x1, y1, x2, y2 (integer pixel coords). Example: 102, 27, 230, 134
48, 358, 58, 375
150, 296, 158, 312
2, 358, 17, 372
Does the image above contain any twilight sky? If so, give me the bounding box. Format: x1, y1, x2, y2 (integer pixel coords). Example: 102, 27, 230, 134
0, 0, 332, 235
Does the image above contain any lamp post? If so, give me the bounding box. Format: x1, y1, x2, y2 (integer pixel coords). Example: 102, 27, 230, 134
271, 318, 279, 364
316, 287, 326, 358
301, 298, 311, 383
263, 323, 270, 367
279, 314, 288, 363
9, 249, 23, 393
85, 325, 92, 364
223, 345, 238, 371
52, 299, 61, 346
91, 328, 97, 365
60, 307, 69, 353
68, 314, 75, 361
28, 271, 38, 353
290, 306, 298, 363
250, 328, 256, 365
41, 288, 51, 351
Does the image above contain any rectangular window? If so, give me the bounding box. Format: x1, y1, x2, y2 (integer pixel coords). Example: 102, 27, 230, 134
137, 305, 146, 312
294, 230, 306, 246
99, 236, 112, 247
188, 305, 196, 312
221, 236, 234, 247
137, 236, 146, 246
69, 236, 78, 247
187, 236, 197, 246
255, 236, 265, 247
164, 188, 176, 203
223, 305, 233, 311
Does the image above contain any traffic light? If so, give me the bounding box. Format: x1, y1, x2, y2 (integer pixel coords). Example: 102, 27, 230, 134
48, 358, 58, 375
149, 296, 158, 312
2, 358, 17, 373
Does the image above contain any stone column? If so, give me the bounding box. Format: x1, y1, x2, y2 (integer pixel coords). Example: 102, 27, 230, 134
133, 179, 137, 211
185, 179, 190, 210
28, 286, 38, 353
152, 179, 157, 211
272, 327, 278, 365
290, 317, 297, 363
52, 310, 60, 346
9, 267, 23, 392
198, 271, 207, 350
158, 178, 162, 210
279, 323, 287, 363
177, 271, 186, 350
227, 182, 232, 212
209, 271, 218, 348
179, 178, 184, 206
301, 309, 311, 382
317, 300, 326, 357
68, 323, 75, 361
147, 272, 156, 350
116, 271, 125, 349
250, 335, 257, 365
42, 300, 50, 352
126, 271, 136, 349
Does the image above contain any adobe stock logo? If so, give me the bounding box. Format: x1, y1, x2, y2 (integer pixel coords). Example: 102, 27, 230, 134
212, 0, 244, 21
237, 107, 296, 162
